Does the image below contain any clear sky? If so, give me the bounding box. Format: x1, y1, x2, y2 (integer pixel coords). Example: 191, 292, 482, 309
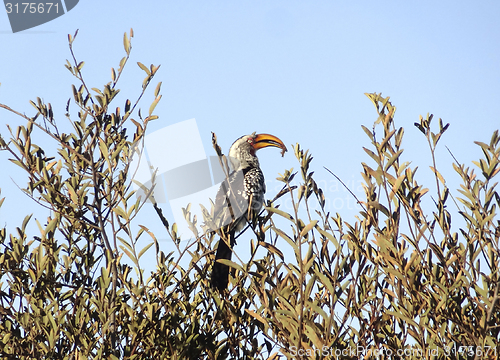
1, 1, 499, 273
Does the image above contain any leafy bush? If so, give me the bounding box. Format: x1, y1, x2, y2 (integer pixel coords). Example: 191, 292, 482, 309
0, 31, 498, 359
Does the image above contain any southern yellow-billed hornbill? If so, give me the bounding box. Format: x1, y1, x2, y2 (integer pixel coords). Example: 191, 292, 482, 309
211, 133, 287, 291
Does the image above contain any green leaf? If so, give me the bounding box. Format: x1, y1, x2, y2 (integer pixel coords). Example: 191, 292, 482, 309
137, 62, 150, 75
361, 125, 374, 139
300, 220, 318, 238
119, 245, 135, 263
154, 81, 162, 97
114, 206, 128, 220
123, 32, 131, 54
265, 205, 294, 221
385, 149, 403, 170
216, 259, 243, 272
45, 217, 58, 235
66, 184, 79, 205
149, 95, 161, 116
118, 236, 134, 254
304, 323, 323, 350
98, 137, 109, 159
314, 268, 335, 296
272, 226, 298, 254
429, 166, 445, 185
138, 242, 154, 259
22, 214, 33, 231
389, 173, 405, 200
363, 147, 381, 165
379, 129, 396, 150
368, 200, 390, 217
259, 241, 284, 261
245, 309, 268, 331
384, 310, 419, 328
316, 226, 339, 249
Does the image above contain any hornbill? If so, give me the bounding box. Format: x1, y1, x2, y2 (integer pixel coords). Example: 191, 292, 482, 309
210, 133, 287, 291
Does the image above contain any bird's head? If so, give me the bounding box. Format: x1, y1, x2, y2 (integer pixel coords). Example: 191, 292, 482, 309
228, 132, 287, 169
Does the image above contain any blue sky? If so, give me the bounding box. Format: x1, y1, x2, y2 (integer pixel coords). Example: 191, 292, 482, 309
1, 1, 499, 271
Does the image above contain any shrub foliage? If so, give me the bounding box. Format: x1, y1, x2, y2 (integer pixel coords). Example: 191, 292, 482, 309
0, 31, 499, 359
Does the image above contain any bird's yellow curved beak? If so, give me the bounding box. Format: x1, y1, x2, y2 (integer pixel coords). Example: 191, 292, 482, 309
253, 133, 287, 156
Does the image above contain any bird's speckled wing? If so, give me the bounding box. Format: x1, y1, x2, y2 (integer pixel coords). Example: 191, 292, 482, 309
213, 166, 265, 237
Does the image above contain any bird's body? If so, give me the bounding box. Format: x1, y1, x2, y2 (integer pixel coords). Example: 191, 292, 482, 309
210, 133, 286, 291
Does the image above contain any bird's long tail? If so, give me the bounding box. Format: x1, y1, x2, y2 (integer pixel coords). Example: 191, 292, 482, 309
211, 232, 234, 291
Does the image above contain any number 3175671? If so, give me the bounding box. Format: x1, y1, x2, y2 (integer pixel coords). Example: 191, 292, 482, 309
5, 3, 60, 14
